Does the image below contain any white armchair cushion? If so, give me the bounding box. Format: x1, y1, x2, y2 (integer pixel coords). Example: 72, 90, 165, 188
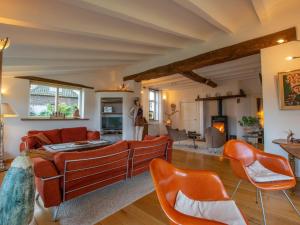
246, 160, 293, 183
174, 190, 247, 225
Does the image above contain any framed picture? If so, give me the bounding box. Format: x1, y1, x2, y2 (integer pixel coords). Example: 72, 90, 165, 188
278, 70, 300, 110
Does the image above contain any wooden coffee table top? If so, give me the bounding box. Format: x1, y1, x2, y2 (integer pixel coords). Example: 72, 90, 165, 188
272, 139, 300, 159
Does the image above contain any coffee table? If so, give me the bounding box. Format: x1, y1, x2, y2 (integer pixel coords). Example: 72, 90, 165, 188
42, 140, 113, 153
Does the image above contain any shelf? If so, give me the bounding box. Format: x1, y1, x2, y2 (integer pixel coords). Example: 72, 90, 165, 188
102, 113, 122, 115
15, 76, 94, 89
21, 117, 89, 121
95, 89, 134, 93
195, 89, 246, 101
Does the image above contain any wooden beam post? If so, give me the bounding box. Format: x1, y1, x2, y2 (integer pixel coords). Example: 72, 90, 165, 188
124, 27, 297, 82
180, 71, 217, 88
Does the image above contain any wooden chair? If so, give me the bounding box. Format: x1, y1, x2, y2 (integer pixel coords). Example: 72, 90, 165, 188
149, 158, 249, 225
224, 140, 299, 225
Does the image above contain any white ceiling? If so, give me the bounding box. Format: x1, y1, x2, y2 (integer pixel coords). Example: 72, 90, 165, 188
0, 0, 299, 77
141, 54, 261, 89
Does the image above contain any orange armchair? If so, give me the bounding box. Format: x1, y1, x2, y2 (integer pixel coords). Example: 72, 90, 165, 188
224, 140, 299, 225
150, 158, 249, 225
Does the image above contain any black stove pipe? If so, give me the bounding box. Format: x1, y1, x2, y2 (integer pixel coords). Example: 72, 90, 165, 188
217, 99, 223, 116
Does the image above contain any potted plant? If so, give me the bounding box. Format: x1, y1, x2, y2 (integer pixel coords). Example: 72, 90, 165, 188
238, 116, 260, 134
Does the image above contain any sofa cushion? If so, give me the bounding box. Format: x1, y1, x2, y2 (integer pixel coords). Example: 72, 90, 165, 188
246, 160, 294, 183
54, 141, 129, 173
28, 129, 61, 144
175, 190, 247, 225
23, 136, 40, 150
87, 131, 100, 140
32, 133, 52, 145
53, 141, 130, 195
61, 127, 87, 143
129, 136, 169, 177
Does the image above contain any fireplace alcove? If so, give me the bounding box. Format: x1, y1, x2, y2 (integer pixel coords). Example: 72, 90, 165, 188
195, 89, 247, 140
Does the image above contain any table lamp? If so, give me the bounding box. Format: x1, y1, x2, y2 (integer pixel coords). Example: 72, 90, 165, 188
0, 103, 17, 171
0, 38, 11, 171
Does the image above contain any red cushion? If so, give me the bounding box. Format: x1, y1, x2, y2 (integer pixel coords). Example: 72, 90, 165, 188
28, 129, 61, 144
87, 131, 100, 140
32, 133, 52, 145
24, 136, 41, 149
61, 127, 87, 143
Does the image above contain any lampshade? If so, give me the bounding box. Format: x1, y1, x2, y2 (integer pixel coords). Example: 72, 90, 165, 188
1, 103, 17, 118
0, 38, 10, 50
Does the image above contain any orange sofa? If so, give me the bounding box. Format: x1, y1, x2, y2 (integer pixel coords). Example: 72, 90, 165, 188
32, 135, 172, 208
19, 127, 100, 151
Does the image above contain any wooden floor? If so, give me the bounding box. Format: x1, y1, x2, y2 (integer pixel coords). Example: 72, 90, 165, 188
98, 150, 300, 225
1, 150, 300, 225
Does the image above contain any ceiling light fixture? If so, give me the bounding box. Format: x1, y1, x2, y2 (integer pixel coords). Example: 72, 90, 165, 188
285, 56, 300, 61
277, 38, 286, 44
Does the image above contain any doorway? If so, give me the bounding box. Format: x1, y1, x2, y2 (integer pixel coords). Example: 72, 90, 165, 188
180, 101, 200, 132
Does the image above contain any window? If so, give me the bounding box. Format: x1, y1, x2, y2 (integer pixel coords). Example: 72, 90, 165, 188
29, 82, 82, 118
149, 89, 159, 121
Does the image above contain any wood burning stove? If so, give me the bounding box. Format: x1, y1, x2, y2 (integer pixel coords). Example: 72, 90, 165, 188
211, 99, 228, 140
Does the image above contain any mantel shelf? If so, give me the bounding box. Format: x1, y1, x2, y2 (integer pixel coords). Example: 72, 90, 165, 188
21, 118, 89, 121
95, 89, 134, 93
195, 89, 246, 101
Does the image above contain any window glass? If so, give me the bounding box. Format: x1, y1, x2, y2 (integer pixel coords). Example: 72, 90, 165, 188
149, 89, 159, 121
29, 84, 56, 117
58, 87, 80, 117
29, 83, 82, 118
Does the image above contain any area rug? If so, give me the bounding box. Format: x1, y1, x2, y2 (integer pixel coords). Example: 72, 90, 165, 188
173, 139, 223, 156
49, 172, 154, 225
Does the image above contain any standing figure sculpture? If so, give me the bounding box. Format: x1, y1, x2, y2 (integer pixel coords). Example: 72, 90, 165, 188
164, 103, 179, 127
129, 98, 144, 141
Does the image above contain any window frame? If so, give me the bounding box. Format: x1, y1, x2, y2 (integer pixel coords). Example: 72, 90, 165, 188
28, 81, 83, 118
148, 89, 159, 121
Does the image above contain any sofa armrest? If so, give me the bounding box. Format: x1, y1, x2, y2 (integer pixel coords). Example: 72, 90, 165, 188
33, 157, 62, 207
20, 136, 38, 152
32, 157, 59, 178
87, 130, 100, 140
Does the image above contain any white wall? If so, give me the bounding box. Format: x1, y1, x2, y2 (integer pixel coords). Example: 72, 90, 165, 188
261, 41, 300, 176
164, 79, 261, 138
2, 70, 140, 158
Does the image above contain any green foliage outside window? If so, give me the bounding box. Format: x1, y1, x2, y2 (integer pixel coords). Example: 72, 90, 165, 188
30, 103, 77, 117
58, 103, 78, 117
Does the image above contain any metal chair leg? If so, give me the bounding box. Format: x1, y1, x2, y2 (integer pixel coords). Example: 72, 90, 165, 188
52, 205, 61, 222
282, 190, 300, 217
35, 193, 40, 202
231, 180, 242, 199
258, 189, 267, 225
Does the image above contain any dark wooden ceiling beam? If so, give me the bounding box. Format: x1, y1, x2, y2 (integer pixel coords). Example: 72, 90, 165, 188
15, 76, 94, 89
180, 71, 217, 88
124, 27, 296, 82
